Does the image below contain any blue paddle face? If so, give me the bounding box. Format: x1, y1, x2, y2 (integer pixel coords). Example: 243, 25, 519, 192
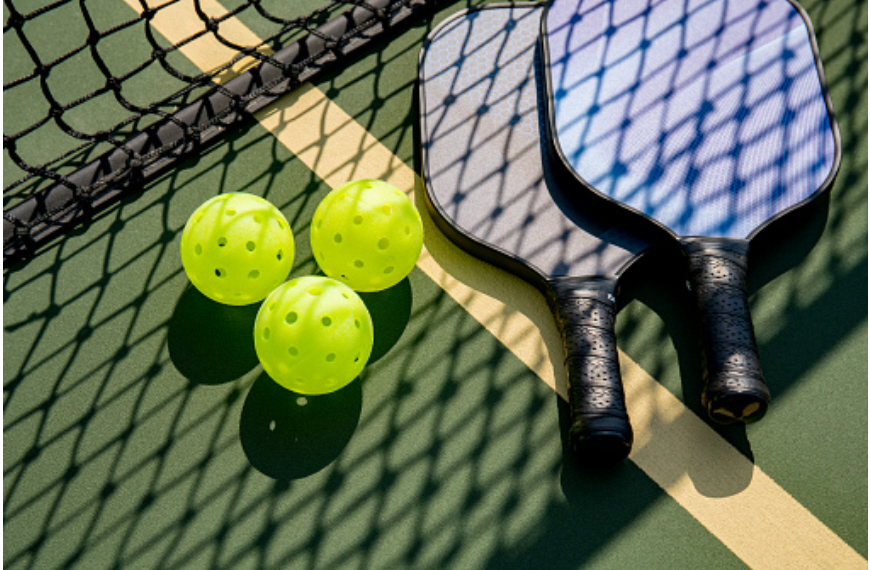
420, 5, 648, 283
545, 0, 838, 239
420, 5, 650, 463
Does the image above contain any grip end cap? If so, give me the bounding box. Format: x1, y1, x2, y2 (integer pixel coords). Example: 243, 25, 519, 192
704, 389, 769, 424
571, 421, 633, 465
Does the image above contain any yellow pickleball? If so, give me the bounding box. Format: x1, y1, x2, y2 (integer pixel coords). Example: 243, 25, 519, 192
180, 193, 294, 305
254, 276, 374, 395
310, 179, 423, 292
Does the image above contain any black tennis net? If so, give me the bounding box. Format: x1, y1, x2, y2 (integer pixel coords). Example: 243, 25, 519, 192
4, 0, 442, 266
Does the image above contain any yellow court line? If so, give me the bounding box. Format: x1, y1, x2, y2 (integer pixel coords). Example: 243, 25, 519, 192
256, 85, 867, 570
129, 2, 867, 569
123, 0, 271, 78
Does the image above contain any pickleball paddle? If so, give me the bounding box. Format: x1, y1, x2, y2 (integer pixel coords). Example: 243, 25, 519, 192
419, 4, 656, 464
541, 0, 840, 424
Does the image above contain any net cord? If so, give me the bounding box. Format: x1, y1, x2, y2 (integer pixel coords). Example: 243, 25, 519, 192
3, 0, 440, 266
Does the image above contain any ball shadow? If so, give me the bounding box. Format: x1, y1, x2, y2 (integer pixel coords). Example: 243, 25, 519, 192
239, 373, 362, 480
358, 276, 413, 363
167, 285, 260, 385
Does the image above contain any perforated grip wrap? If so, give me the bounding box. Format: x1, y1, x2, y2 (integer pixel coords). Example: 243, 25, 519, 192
683, 238, 770, 424
548, 277, 631, 465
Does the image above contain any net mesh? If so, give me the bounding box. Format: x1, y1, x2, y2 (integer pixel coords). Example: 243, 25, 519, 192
3, 0, 438, 264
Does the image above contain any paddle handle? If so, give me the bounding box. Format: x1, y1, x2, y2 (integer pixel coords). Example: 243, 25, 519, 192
684, 238, 770, 424
548, 278, 631, 465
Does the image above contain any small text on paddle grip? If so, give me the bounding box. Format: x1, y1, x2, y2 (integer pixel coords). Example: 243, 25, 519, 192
548, 278, 632, 464
684, 238, 770, 424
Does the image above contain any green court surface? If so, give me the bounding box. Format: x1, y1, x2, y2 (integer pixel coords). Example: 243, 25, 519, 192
4, 1, 867, 569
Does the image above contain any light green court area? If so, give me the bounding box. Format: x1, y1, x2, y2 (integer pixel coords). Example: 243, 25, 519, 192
4, 0, 867, 569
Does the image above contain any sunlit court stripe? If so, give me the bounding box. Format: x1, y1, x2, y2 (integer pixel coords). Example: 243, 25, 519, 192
255, 87, 867, 570
120, 0, 271, 78
127, 2, 867, 569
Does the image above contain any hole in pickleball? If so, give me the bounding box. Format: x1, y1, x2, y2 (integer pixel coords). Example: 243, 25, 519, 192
288, 346, 298, 356
215, 268, 225, 277
334, 234, 342, 243
321, 317, 332, 326
404, 226, 411, 235
217, 237, 227, 247
254, 214, 263, 223
354, 260, 364, 268
248, 270, 260, 279
277, 249, 284, 260
285, 312, 298, 324
354, 353, 360, 362
384, 266, 394, 274
354, 319, 360, 328
195, 244, 202, 255
378, 238, 389, 249
246, 241, 256, 251
382, 206, 392, 215
226, 208, 236, 216
308, 287, 322, 296
341, 292, 349, 299
353, 215, 363, 225
263, 328, 270, 339
326, 353, 336, 362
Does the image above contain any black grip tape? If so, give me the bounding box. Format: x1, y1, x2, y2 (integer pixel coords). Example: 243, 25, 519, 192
684, 238, 770, 424
548, 278, 631, 464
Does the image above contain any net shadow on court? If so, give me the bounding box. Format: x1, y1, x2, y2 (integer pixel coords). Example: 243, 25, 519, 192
3, 0, 866, 568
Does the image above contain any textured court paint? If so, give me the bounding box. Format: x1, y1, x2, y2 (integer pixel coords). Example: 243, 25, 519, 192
621, 354, 867, 570
254, 79, 866, 570
119, 0, 271, 79
123, 2, 867, 569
